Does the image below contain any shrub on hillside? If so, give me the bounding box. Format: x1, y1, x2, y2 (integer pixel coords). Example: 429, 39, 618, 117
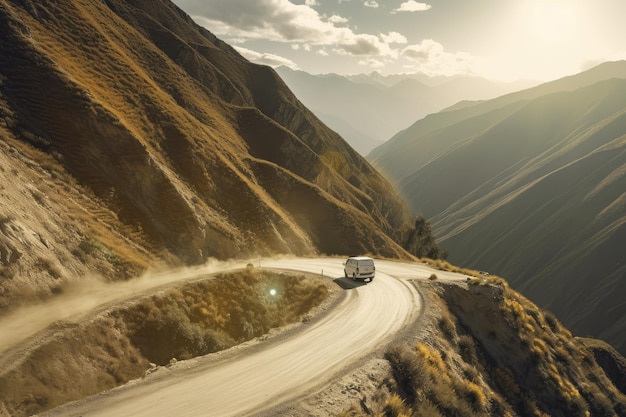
385, 342, 495, 417
118, 269, 329, 365
402, 215, 447, 260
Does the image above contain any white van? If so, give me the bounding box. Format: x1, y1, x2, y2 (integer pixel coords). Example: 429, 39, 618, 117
343, 256, 375, 281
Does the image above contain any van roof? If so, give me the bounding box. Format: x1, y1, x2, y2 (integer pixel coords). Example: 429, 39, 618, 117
348, 256, 374, 261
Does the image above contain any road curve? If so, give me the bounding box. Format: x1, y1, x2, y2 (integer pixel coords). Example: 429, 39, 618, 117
45, 257, 458, 417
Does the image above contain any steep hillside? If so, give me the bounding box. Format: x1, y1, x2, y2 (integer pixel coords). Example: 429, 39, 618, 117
0, 0, 427, 310
396, 79, 626, 219
368, 67, 626, 355
340, 278, 626, 417
3, 264, 625, 417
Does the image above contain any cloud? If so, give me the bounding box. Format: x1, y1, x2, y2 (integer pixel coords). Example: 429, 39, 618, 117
234, 46, 299, 69
327, 14, 348, 24
305, 0, 319, 5
358, 57, 385, 69
403, 39, 442, 61
291, 43, 312, 51
336, 35, 382, 55
364, 1, 379, 8
182, 0, 397, 59
175, 0, 474, 76
392, 1, 431, 14
402, 39, 475, 76
180, 0, 335, 42
381, 31, 407, 44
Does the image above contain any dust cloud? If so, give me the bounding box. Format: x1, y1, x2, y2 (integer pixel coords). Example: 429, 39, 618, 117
0, 258, 256, 356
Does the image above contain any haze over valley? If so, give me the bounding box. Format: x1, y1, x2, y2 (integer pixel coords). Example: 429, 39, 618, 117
275, 67, 538, 155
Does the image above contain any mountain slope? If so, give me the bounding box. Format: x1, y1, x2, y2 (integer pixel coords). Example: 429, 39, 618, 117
0, 0, 420, 309
368, 66, 626, 355
369, 60, 626, 180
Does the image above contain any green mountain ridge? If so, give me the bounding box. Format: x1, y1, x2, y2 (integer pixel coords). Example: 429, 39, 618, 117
400, 79, 626, 220
369, 61, 626, 179
370, 68, 626, 355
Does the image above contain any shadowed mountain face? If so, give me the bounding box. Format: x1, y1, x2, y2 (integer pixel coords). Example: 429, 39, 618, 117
0, 0, 415, 308
369, 63, 626, 354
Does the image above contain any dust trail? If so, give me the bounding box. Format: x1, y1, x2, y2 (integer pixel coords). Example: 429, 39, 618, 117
0, 258, 250, 357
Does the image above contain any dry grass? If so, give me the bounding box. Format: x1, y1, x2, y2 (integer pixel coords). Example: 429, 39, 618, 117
117, 268, 329, 364
383, 341, 495, 417
381, 394, 412, 417
422, 258, 485, 277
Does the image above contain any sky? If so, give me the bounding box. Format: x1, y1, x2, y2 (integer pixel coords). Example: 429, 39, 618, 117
172, 0, 626, 82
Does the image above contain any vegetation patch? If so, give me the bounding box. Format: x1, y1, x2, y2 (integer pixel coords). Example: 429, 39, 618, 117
402, 215, 448, 260
422, 257, 482, 277
0, 268, 330, 416
116, 268, 329, 365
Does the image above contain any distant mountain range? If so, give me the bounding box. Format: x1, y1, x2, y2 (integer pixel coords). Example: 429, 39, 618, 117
276, 66, 538, 155
369, 61, 626, 354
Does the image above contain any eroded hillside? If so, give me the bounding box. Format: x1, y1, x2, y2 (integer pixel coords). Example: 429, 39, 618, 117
0, 0, 423, 309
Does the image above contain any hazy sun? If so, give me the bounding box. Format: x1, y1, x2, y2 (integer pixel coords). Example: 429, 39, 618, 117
527, 0, 578, 44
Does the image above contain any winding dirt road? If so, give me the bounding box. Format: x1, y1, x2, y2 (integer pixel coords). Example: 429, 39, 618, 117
40, 257, 463, 416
